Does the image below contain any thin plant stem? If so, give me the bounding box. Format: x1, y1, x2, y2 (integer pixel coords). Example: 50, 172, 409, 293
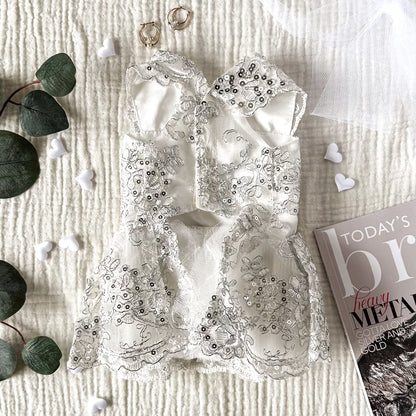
1, 321, 26, 345
0, 79, 41, 118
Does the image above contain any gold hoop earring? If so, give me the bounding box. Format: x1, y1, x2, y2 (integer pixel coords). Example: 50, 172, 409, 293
139, 22, 161, 47
167, 7, 192, 31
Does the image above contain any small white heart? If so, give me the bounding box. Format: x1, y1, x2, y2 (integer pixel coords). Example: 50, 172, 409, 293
97, 38, 116, 58
335, 173, 356, 192
34, 241, 53, 261
76, 169, 94, 191
71, 367, 83, 374
324, 143, 343, 163
88, 397, 107, 415
47, 138, 68, 159
59, 234, 80, 252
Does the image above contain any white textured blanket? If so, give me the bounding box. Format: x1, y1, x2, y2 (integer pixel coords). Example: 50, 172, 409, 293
1, 0, 412, 414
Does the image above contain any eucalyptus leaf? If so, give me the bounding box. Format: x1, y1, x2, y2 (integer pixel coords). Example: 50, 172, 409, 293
0, 339, 17, 381
35, 53, 76, 97
0, 261, 27, 321
0, 130, 40, 198
20, 90, 68, 137
22, 336, 62, 375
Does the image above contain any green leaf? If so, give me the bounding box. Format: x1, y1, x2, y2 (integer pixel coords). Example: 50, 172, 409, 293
35, 53, 76, 97
20, 90, 69, 137
0, 261, 27, 321
22, 336, 62, 375
0, 130, 40, 198
0, 339, 17, 380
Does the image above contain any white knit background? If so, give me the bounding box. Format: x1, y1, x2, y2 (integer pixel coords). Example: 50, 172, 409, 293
1, 0, 415, 415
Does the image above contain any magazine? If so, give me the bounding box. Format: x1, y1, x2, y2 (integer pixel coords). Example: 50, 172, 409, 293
314, 200, 416, 416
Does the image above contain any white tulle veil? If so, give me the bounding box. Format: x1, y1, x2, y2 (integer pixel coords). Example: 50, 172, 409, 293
258, 0, 416, 130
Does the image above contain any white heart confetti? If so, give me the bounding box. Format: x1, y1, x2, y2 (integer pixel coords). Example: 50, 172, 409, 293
335, 173, 356, 192
34, 241, 53, 261
71, 367, 83, 374
59, 234, 80, 252
324, 142, 343, 163
88, 397, 107, 415
47, 138, 67, 159
76, 169, 94, 191
97, 38, 116, 58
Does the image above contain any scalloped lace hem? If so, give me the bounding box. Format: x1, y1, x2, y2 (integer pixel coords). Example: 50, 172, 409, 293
68, 351, 327, 383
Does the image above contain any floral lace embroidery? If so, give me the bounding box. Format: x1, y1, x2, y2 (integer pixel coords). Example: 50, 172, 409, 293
120, 138, 184, 231
288, 234, 331, 361
194, 206, 329, 379
196, 127, 301, 220
68, 246, 189, 373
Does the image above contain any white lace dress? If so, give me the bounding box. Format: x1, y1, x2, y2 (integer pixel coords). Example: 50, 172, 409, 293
68, 50, 330, 381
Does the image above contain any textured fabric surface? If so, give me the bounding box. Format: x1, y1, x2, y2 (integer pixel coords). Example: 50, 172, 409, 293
0, 0, 413, 415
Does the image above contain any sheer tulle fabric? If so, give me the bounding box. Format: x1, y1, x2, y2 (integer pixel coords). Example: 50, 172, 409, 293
68, 50, 329, 381
258, 0, 416, 130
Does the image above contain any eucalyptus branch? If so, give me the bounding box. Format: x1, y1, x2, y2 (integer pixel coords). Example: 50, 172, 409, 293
1, 321, 26, 345
0, 79, 41, 118
0, 260, 63, 377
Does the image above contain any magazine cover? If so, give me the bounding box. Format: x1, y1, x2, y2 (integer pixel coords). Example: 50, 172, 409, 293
315, 200, 416, 416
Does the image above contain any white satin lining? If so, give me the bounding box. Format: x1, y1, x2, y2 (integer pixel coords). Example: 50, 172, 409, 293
251, 90, 297, 135
132, 79, 181, 132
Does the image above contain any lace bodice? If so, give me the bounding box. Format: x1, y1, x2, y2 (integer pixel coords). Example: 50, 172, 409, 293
68, 50, 329, 382
122, 51, 305, 228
